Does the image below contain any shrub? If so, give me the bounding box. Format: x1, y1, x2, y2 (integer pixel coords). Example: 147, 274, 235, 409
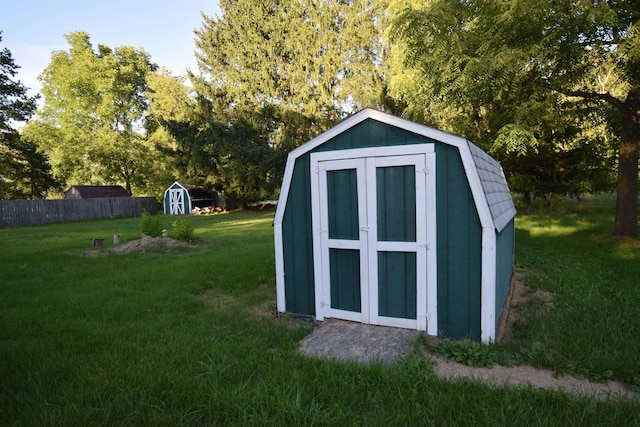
140, 210, 164, 237
172, 217, 194, 242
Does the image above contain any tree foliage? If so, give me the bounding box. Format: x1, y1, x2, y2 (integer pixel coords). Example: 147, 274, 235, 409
195, 0, 387, 121
142, 68, 195, 197
161, 0, 389, 205
23, 32, 160, 195
387, 0, 640, 236
0, 33, 59, 199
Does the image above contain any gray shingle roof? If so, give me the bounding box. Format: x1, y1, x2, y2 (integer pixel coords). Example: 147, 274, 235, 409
467, 141, 516, 232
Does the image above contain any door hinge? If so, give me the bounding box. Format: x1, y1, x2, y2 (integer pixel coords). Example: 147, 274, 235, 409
418, 242, 430, 250
360, 226, 370, 232
418, 167, 429, 175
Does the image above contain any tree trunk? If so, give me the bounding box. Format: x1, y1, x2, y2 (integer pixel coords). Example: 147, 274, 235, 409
122, 165, 133, 196
613, 95, 640, 237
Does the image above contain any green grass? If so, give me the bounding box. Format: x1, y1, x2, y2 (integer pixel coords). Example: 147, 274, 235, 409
504, 205, 640, 387
0, 208, 638, 425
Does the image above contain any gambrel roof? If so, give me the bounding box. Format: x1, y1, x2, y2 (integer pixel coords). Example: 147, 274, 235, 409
275, 108, 516, 233
174, 182, 218, 201
468, 142, 517, 232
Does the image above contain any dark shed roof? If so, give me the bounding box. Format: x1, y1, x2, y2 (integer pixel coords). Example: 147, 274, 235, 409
66, 185, 130, 199
177, 183, 218, 201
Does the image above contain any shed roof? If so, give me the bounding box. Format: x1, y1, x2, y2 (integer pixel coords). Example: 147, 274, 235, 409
171, 182, 218, 201
275, 108, 516, 232
66, 185, 130, 198
467, 142, 517, 232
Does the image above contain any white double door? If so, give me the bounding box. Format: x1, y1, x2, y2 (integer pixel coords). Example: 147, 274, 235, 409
169, 188, 185, 214
310, 146, 437, 333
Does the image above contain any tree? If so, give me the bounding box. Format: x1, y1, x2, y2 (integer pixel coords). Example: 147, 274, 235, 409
387, 0, 639, 236
23, 32, 159, 195
0, 135, 60, 199
171, 0, 389, 205
194, 0, 388, 123
0, 33, 59, 199
160, 92, 317, 208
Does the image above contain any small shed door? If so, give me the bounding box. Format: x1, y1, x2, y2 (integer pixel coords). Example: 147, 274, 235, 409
312, 151, 435, 331
169, 188, 185, 214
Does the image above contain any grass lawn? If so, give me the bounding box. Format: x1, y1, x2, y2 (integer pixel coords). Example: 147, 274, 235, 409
0, 207, 638, 425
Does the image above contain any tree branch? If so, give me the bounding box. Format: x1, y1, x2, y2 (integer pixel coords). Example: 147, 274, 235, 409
555, 87, 625, 112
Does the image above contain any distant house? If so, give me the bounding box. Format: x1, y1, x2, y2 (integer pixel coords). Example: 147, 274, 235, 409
65, 185, 131, 199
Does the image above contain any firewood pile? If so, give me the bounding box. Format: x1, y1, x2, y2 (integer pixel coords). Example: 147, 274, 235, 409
191, 206, 225, 215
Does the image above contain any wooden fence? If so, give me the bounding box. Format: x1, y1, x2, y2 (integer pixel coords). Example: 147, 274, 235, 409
0, 197, 161, 228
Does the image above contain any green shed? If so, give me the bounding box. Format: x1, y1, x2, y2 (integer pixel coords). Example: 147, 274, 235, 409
274, 109, 516, 343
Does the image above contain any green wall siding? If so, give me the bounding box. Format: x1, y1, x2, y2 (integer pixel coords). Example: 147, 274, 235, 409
281, 119, 485, 339
495, 217, 515, 329
435, 144, 482, 341
282, 156, 315, 315
314, 121, 436, 152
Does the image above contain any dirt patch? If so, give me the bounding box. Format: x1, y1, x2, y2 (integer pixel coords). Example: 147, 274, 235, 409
199, 284, 304, 330
86, 236, 194, 255
497, 269, 553, 343
247, 283, 279, 320
112, 236, 193, 253
200, 288, 237, 312
430, 352, 639, 401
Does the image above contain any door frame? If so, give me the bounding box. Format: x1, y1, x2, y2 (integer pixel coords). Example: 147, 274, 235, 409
310, 145, 438, 334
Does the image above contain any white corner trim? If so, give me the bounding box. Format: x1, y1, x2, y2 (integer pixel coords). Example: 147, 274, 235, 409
274, 151, 298, 314
426, 151, 438, 336
274, 222, 286, 313
480, 227, 497, 343
273, 151, 297, 226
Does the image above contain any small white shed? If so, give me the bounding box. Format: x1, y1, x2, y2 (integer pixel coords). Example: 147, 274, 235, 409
163, 182, 223, 215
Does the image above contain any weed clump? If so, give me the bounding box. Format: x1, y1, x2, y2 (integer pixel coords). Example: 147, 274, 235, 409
140, 210, 163, 237
172, 217, 195, 242
430, 338, 497, 368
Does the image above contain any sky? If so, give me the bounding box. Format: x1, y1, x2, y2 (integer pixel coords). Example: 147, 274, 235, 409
0, 0, 221, 97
